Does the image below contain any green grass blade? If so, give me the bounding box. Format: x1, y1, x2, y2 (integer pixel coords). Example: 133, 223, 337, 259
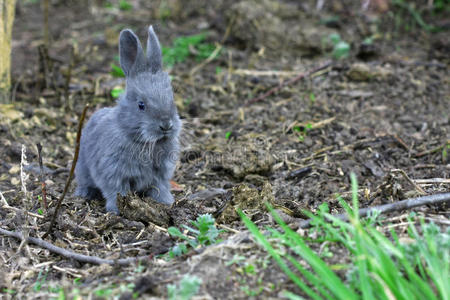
267, 204, 359, 300
286, 255, 334, 299
238, 210, 323, 300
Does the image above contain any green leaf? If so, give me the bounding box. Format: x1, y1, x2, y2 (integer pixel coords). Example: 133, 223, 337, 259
119, 0, 132, 11
239, 209, 324, 300
363, 37, 373, 45
329, 33, 341, 45
332, 41, 350, 59
111, 87, 125, 99
167, 275, 202, 300
168, 227, 189, 240
110, 63, 125, 78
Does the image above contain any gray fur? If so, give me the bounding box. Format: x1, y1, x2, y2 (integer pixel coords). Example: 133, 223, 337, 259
75, 26, 181, 214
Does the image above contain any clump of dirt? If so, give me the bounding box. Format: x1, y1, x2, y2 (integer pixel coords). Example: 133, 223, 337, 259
219, 182, 274, 223
346, 62, 393, 81
218, 133, 275, 179
118, 193, 171, 226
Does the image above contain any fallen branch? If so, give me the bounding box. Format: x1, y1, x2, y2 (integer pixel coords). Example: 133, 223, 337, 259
244, 60, 332, 106
298, 192, 450, 229
0, 227, 147, 266
43, 104, 89, 238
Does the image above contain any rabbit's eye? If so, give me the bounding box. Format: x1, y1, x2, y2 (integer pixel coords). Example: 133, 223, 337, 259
138, 101, 145, 111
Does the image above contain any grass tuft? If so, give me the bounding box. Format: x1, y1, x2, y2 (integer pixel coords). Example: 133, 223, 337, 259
240, 173, 449, 299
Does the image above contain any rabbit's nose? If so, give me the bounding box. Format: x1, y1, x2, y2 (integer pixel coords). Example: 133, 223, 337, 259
160, 120, 173, 132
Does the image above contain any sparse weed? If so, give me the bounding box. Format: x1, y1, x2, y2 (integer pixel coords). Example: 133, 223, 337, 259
162, 33, 219, 67
327, 33, 350, 59
110, 33, 219, 74
167, 274, 202, 300
118, 0, 132, 11
104, 0, 132, 11
392, 0, 442, 32
167, 214, 224, 258
33, 269, 48, 292
293, 123, 313, 142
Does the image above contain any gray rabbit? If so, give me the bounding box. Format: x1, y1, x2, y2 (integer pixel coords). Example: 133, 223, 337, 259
74, 26, 181, 214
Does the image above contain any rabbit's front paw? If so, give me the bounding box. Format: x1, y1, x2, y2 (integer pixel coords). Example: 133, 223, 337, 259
146, 185, 174, 205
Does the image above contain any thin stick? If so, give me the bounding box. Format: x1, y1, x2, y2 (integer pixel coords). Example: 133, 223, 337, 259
244, 60, 332, 106
64, 45, 75, 110
1, 204, 45, 219
0, 227, 147, 266
415, 140, 449, 157
414, 178, 450, 184
298, 192, 450, 229
36, 143, 47, 209
0, 192, 41, 219
42, 0, 50, 48
391, 169, 427, 195
43, 104, 89, 238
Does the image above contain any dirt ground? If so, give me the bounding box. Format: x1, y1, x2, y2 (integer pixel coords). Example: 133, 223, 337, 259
1, 0, 449, 299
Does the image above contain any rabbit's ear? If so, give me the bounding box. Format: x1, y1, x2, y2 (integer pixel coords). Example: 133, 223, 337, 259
146, 25, 163, 73
119, 29, 144, 76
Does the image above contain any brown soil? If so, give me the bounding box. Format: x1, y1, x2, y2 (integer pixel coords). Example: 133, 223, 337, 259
1, 0, 449, 299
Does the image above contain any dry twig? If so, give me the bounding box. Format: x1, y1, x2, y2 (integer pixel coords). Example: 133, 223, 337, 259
245, 60, 332, 106
391, 169, 427, 195
0, 227, 147, 266
297, 192, 450, 229
44, 104, 89, 238
36, 143, 47, 209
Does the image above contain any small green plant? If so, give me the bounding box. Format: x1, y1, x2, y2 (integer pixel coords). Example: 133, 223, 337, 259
392, 0, 442, 32
37, 195, 44, 215
94, 286, 114, 297
240, 174, 449, 300
118, 0, 133, 11
110, 62, 125, 78
167, 274, 202, 300
33, 269, 48, 292
167, 214, 224, 258
2, 288, 16, 295
162, 33, 219, 67
328, 33, 350, 59
111, 87, 124, 98
241, 285, 263, 297
442, 142, 449, 163
432, 0, 450, 12
226, 254, 246, 266
309, 92, 316, 104
225, 131, 232, 140
293, 123, 313, 142
158, 0, 172, 20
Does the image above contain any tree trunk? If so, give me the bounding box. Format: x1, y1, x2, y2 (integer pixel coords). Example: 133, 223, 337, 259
0, 0, 16, 102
